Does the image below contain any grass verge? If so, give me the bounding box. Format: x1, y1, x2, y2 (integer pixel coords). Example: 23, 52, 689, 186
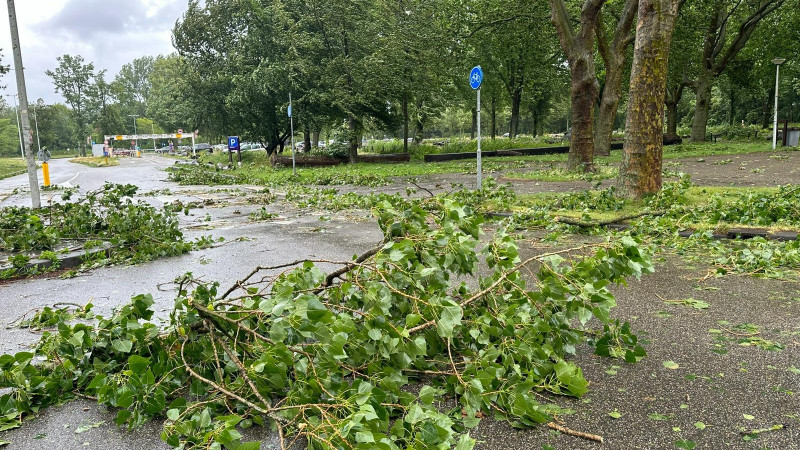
0, 158, 28, 180
70, 156, 120, 167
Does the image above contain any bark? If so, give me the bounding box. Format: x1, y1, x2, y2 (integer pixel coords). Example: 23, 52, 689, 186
568, 57, 599, 171
402, 94, 409, 153
413, 99, 425, 144
510, 90, 522, 139
491, 95, 497, 140
549, 0, 607, 172
348, 116, 360, 163
303, 128, 311, 153
618, 0, 680, 198
312, 130, 320, 149
471, 108, 477, 140
690, 72, 713, 141
664, 80, 687, 135
594, 0, 638, 157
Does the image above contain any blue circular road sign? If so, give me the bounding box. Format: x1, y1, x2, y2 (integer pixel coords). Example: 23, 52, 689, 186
469, 66, 484, 90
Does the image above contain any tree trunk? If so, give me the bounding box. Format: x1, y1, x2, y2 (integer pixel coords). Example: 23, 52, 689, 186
666, 100, 679, 135
618, 0, 679, 198
312, 130, 320, 149
567, 55, 599, 172
402, 94, 409, 153
491, 95, 497, 139
348, 116, 360, 163
594, 69, 621, 156
303, 128, 311, 153
690, 72, 713, 141
510, 90, 521, 139
413, 99, 425, 144
471, 108, 476, 140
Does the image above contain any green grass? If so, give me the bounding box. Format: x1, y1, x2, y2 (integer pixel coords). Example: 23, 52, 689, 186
70, 157, 120, 168
178, 141, 785, 188
0, 158, 28, 180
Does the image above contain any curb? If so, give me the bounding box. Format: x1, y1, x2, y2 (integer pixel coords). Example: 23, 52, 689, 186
1, 242, 115, 274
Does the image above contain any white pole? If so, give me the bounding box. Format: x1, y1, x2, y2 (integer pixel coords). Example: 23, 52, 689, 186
290, 94, 296, 176
773, 63, 781, 150
191, 133, 196, 157
477, 87, 482, 190
7, 0, 40, 207
151, 123, 156, 151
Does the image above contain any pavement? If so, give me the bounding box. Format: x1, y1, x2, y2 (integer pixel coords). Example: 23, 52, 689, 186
0, 152, 798, 449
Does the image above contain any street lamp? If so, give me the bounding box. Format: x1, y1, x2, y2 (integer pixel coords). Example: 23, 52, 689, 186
772, 57, 786, 150
129, 114, 138, 150
4, 94, 23, 159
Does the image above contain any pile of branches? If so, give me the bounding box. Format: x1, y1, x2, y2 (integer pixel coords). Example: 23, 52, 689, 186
0, 197, 653, 449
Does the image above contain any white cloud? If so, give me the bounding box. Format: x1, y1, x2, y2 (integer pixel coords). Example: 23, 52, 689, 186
0, 0, 185, 105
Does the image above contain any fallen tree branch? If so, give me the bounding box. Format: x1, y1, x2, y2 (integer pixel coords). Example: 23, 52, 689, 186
554, 210, 669, 228
547, 421, 604, 443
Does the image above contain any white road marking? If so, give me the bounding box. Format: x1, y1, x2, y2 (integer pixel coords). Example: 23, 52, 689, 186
63, 171, 82, 188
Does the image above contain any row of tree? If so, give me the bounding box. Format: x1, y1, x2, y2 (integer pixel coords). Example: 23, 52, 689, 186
2, 0, 798, 194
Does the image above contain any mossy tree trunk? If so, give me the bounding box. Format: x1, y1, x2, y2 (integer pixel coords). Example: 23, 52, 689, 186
618, 0, 680, 198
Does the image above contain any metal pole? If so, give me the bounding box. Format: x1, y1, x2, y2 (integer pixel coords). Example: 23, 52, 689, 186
7, 0, 40, 208
477, 87, 482, 190
7, 94, 23, 159
773, 64, 780, 150
151, 123, 156, 151
290, 94, 296, 176
33, 103, 41, 153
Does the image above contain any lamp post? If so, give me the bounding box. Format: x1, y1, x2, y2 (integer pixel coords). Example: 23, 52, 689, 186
151, 122, 156, 151
772, 58, 786, 150
5, 94, 23, 159
129, 114, 138, 150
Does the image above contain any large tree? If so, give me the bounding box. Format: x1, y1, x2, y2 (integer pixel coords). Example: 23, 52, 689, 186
46, 54, 96, 156
113, 56, 155, 118
618, 0, 681, 198
593, 0, 638, 156
549, 0, 606, 172
688, 0, 786, 141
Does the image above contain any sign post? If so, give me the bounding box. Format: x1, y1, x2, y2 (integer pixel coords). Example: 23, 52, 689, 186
289, 94, 296, 176
470, 66, 484, 190
228, 136, 240, 165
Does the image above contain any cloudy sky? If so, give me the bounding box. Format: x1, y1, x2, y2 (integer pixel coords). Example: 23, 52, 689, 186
0, 0, 188, 105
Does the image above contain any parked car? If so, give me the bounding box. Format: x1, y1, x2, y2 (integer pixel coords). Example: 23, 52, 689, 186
193, 143, 214, 153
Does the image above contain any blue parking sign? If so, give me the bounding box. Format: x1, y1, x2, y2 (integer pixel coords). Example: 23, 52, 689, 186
228, 136, 240, 151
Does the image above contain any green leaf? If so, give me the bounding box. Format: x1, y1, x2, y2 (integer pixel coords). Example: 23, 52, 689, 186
455, 435, 476, 450
694, 421, 706, 430
355, 431, 374, 443
648, 413, 669, 421
608, 409, 622, 419
675, 440, 696, 449
743, 414, 755, 420
419, 386, 438, 405
111, 338, 133, 353
436, 301, 462, 338
663, 360, 680, 370
166, 409, 180, 421
127, 355, 150, 373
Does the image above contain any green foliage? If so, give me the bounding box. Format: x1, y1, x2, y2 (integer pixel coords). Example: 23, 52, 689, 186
0, 199, 652, 449
0, 158, 28, 179
1, 183, 207, 278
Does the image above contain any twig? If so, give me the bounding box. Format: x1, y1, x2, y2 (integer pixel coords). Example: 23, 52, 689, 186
320, 243, 384, 288
547, 421, 604, 443
408, 180, 435, 198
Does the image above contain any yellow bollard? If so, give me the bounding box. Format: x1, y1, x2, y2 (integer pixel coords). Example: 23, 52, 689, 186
137, 150, 141, 158
42, 162, 51, 187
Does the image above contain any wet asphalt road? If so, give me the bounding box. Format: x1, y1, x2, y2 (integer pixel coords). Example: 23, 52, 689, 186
0, 155, 382, 449
1, 153, 799, 449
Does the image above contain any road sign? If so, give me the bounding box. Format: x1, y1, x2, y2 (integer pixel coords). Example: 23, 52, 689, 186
228, 136, 240, 151
470, 66, 484, 90
287, 105, 292, 118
